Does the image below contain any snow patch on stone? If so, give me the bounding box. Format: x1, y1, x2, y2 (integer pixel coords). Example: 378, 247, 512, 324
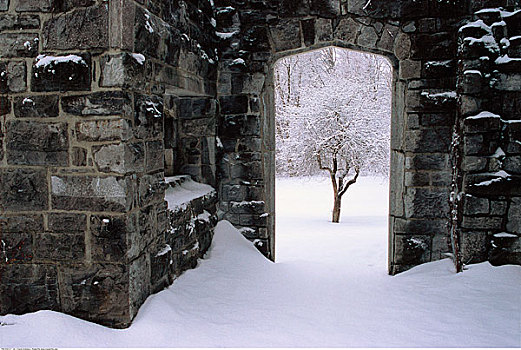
35, 54, 86, 68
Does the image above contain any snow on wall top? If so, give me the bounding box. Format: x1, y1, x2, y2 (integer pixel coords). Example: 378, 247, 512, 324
164, 175, 216, 210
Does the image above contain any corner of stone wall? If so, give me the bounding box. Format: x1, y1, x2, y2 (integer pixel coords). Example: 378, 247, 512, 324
1, 0, 219, 328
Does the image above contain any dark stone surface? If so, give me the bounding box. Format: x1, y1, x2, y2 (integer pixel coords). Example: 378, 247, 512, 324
16, 0, 52, 12
42, 5, 108, 50
90, 215, 128, 263
1, 231, 33, 264
134, 94, 163, 139
59, 263, 131, 328
0, 168, 48, 211
34, 232, 85, 261
6, 120, 68, 166
62, 91, 132, 116
14, 95, 59, 118
0, 33, 39, 58
0, 265, 59, 315
32, 53, 91, 92
0, 14, 39, 30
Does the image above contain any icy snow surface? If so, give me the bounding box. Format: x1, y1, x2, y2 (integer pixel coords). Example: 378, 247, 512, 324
0, 176, 519, 347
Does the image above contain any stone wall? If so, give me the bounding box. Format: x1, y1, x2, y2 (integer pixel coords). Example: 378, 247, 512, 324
452, 7, 521, 266
214, 0, 490, 272
1, 0, 520, 330
0, 0, 218, 328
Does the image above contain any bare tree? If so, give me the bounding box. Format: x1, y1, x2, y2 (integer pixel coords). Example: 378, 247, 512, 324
275, 47, 392, 222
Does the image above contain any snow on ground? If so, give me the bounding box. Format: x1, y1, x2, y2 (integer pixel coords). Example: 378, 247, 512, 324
1, 176, 520, 347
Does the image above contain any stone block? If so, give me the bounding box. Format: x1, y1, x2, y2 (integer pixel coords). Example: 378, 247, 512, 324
404, 171, 430, 187
48, 213, 87, 232
270, 19, 301, 52
394, 32, 411, 60
0, 214, 44, 233
357, 25, 378, 48
90, 215, 129, 262
405, 154, 447, 170
138, 172, 165, 207
93, 142, 145, 175
0, 14, 39, 30
229, 200, 265, 215
62, 91, 132, 116
461, 216, 503, 230
6, 120, 68, 166
507, 36, 521, 58
100, 53, 146, 88
461, 70, 483, 94
462, 156, 487, 172
16, 0, 52, 11
377, 24, 399, 52
59, 263, 130, 328
34, 232, 85, 261
219, 95, 249, 115
463, 195, 489, 215
0, 0, 7, 10
150, 244, 172, 292
145, 140, 164, 172
333, 17, 359, 43
431, 233, 450, 261
405, 188, 449, 218
460, 95, 481, 116
310, 0, 340, 18
134, 94, 163, 140
420, 113, 454, 127
242, 26, 271, 52
463, 134, 484, 155
51, 175, 135, 212
0, 231, 33, 264
506, 197, 521, 234
32, 53, 91, 92
220, 115, 260, 138
75, 119, 132, 142
0, 33, 39, 58
404, 127, 451, 153
411, 32, 455, 60
52, 0, 95, 13
494, 73, 521, 91
394, 235, 431, 265
399, 59, 421, 79
504, 156, 521, 175
314, 17, 333, 42
0, 61, 26, 93
42, 5, 109, 50
490, 200, 507, 216
0, 265, 58, 315
14, 95, 59, 118
460, 231, 489, 264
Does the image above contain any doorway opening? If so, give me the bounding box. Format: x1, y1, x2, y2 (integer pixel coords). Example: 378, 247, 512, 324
273, 47, 392, 268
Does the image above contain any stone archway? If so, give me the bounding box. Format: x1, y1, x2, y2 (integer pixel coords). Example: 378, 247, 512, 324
216, 1, 461, 274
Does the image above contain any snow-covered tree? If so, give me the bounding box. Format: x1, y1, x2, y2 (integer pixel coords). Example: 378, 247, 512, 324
275, 47, 392, 222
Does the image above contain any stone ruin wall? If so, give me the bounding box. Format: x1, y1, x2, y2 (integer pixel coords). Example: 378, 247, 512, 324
215, 0, 518, 272
453, 7, 521, 265
0, 0, 519, 329
0, 0, 219, 328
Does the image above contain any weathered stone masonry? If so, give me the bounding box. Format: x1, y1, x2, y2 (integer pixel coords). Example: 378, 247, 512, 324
0, 0, 219, 328
0, 0, 520, 329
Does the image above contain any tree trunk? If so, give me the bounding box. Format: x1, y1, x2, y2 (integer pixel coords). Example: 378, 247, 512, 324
332, 195, 341, 223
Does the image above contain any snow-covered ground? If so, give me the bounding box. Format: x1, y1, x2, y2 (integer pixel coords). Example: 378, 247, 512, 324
1, 176, 520, 347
